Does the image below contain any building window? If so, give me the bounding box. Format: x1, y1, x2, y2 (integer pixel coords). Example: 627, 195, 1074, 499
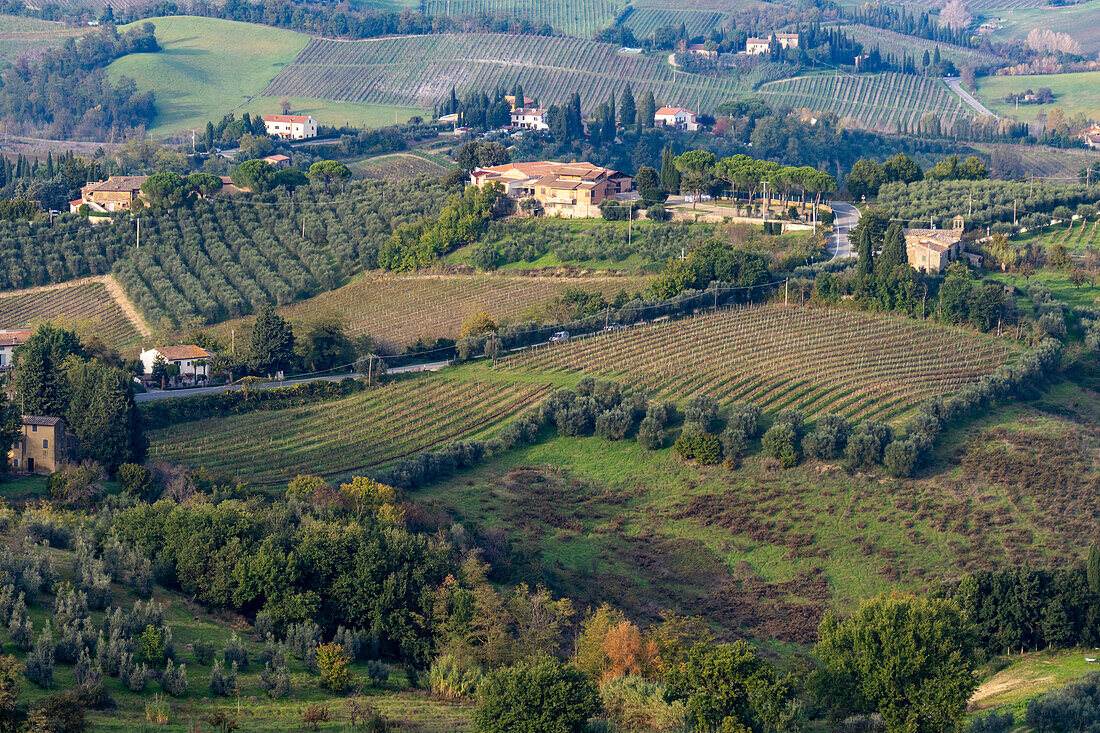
43, 439, 48, 449
31, 425, 36, 432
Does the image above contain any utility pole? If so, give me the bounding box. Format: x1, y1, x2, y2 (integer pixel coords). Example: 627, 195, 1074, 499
136, 217, 140, 248
968, 190, 972, 217
1013, 199, 1017, 225
231, 328, 235, 357
192, 129, 196, 153
784, 278, 789, 306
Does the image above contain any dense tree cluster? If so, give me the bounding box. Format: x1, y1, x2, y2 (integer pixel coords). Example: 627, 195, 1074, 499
0, 24, 157, 140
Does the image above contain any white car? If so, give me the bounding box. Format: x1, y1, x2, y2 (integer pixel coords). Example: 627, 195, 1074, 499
549, 331, 570, 343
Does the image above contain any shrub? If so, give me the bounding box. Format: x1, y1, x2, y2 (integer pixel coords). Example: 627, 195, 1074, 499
160, 660, 187, 697
285, 621, 321, 660
193, 640, 215, 666
726, 403, 761, 439
365, 659, 390, 687
762, 423, 799, 468
474, 657, 600, 733
684, 395, 720, 432
645, 401, 676, 428
26, 623, 55, 688
596, 407, 634, 440
647, 204, 670, 222
259, 662, 290, 699
968, 710, 1014, 733
145, 694, 169, 725
803, 414, 851, 460
317, 642, 352, 693
600, 675, 686, 733
302, 704, 331, 732
117, 463, 156, 502
774, 408, 805, 435
1025, 672, 1100, 732
845, 421, 893, 469
675, 424, 723, 464
428, 654, 484, 700
637, 417, 665, 450
333, 626, 361, 660
884, 440, 921, 478
719, 427, 748, 466
27, 690, 88, 733
223, 632, 248, 670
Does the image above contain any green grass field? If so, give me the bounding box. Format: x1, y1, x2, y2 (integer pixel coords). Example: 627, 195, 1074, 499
107, 16, 310, 134
985, 0, 1100, 56
105, 17, 452, 133
975, 71, 1100, 123
970, 649, 1100, 720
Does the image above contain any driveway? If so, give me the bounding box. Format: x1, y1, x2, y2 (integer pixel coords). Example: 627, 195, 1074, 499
944, 77, 999, 119
827, 202, 861, 259
135, 360, 451, 402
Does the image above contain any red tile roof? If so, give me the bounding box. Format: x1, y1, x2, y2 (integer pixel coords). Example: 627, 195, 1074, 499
263, 114, 312, 124
0, 330, 30, 347
655, 107, 690, 116
155, 345, 214, 361
23, 416, 61, 426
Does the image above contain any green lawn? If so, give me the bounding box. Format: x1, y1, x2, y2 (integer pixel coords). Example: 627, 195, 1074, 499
974, 71, 1100, 123
970, 649, 1100, 721
986, 0, 1100, 57
238, 96, 426, 130
0, 14, 92, 62
107, 16, 311, 134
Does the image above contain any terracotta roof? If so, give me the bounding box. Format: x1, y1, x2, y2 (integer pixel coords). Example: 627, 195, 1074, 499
83, 176, 148, 193
655, 107, 691, 116
0, 330, 30, 347
747, 37, 769, 44
909, 239, 952, 254
154, 345, 214, 360
23, 416, 61, 426
904, 228, 960, 245
511, 108, 547, 116
263, 114, 312, 124
775, 33, 799, 39
1087, 134, 1100, 144
263, 154, 291, 163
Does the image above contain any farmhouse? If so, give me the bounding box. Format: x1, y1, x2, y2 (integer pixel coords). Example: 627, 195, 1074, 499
654, 107, 700, 132
262, 154, 292, 168
1082, 124, 1100, 149
745, 33, 799, 54
71, 176, 149, 213
903, 217, 965, 273
470, 161, 633, 218
686, 43, 718, 60
510, 107, 549, 130
140, 345, 215, 379
505, 94, 535, 110
0, 329, 30, 370
10, 416, 77, 475
263, 114, 317, 140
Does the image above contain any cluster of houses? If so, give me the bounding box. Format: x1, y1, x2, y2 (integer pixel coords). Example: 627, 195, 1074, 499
1082, 123, 1100, 150
442, 94, 702, 136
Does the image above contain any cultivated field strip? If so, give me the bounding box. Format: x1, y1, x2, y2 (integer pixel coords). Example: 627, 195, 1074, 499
263, 34, 975, 129
210, 274, 652, 350
149, 377, 551, 485
496, 305, 1016, 421
0, 282, 142, 347
423, 0, 621, 38
838, 24, 1004, 68
622, 7, 728, 40
758, 72, 972, 133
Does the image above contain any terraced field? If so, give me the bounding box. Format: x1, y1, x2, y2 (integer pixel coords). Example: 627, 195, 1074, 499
424, 0, 622, 38
621, 7, 728, 40
264, 34, 976, 129
0, 281, 143, 348
208, 273, 651, 350
0, 14, 93, 61
495, 304, 1017, 422
350, 153, 451, 181
839, 24, 1004, 68
149, 376, 551, 485
759, 72, 973, 133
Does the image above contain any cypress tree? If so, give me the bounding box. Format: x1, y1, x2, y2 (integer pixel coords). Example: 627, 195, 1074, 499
619, 84, 635, 128
636, 89, 655, 128
856, 226, 874, 280
660, 145, 680, 192
1088, 542, 1100, 595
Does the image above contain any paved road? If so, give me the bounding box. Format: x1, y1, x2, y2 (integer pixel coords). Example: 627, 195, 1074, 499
827, 202, 861, 259
134, 360, 451, 402
944, 77, 999, 119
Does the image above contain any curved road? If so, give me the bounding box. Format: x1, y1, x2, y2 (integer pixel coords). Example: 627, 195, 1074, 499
827, 202, 861, 259
944, 77, 999, 119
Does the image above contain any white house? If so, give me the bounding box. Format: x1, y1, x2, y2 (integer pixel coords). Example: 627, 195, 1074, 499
262, 114, 318, 140
745, 33, 799, 54
510, 107, 549, 130
654, 107, 700, 132
0, 329, 30, 370
140, 345, 214, 378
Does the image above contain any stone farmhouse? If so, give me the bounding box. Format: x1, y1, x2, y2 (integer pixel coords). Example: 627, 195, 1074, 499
70, 175, 148, 213
263, 114, 317, 140
505, 95, 535, 110
140, 345, 215, 379
903, 216, 965, 273
10, 416, 77, 475
654, 107, 700, 131
1082, 124, 1100, 150
0, 329, 30, 370
685, 43, 718, 60
470, 161, 633, 218
745, 33, 799, 54
510, 108, 549, 130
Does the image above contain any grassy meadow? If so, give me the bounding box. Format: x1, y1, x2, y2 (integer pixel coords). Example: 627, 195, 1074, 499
0, 14, 93, 61
985, 0, 1100, 56
107, 16, 310, 134
975, 71, 1100, 123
